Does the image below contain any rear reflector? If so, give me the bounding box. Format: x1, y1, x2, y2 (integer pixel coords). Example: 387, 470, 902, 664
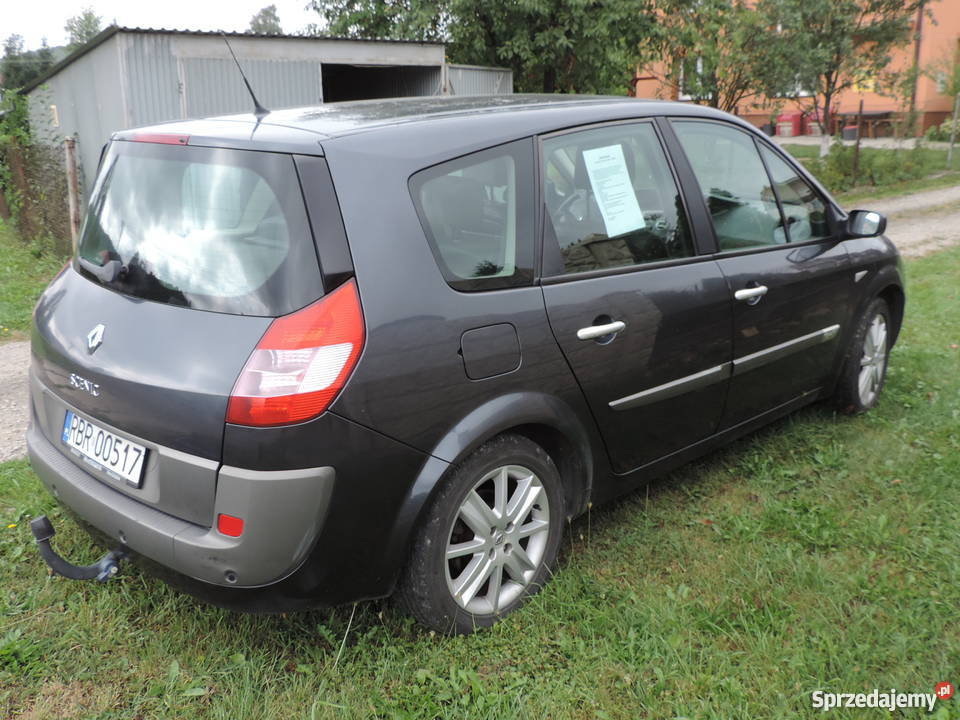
217, 514, 244, 537
226, 279, 365, 426
129, 133, 189, 145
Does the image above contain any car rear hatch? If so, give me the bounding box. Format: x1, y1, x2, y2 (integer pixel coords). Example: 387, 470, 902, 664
30, 136, 326, 527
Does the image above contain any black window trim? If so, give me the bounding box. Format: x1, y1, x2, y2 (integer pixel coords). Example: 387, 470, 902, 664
536, 116, 710, 285
666, 117, 845, 260
408, 137, 536, 293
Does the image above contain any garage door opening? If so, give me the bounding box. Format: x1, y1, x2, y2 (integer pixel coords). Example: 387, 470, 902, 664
321, 64, 441, 102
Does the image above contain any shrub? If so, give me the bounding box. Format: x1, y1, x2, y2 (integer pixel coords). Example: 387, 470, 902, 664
924, 118, 959, 142
795, 139, 940, 193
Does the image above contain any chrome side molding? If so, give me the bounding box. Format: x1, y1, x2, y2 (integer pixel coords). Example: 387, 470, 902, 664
732, 324, 840, 376
609, 363, 731, 411
609, 324, 841, 411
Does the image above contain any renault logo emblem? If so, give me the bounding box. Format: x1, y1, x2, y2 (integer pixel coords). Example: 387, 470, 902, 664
87, 324, 105, 353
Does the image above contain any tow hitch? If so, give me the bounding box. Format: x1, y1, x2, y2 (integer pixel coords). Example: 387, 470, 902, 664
30, 515, 126, 583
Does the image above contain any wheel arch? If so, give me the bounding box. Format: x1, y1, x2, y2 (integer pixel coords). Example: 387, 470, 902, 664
378, 391, 596, 596
429, 391, 596, 519
876, 282, 905, 345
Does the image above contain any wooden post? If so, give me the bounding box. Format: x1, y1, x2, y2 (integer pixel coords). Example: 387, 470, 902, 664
64, 136, 82, 249
0, 182, 9, 221
7, 143, 35, 240
948, 93, 959, 171
852, 99, 864, 186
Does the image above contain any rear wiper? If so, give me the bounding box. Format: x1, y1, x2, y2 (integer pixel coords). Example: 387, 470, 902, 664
78, 257, 123, 283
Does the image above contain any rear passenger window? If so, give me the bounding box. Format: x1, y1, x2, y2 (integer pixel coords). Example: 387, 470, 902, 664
412, 140, 534, 291
541, 122, 693, 276
672, 121, 787, 251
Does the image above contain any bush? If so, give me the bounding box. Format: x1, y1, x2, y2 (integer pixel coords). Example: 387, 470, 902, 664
796, 139, 943, 193
924, 117, 960, 142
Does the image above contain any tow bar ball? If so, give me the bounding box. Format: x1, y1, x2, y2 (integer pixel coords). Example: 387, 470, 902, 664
30, 515, 126, 583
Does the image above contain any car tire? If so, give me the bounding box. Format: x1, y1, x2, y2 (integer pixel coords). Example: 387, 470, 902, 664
834, 297, 892, 414
395, 433, 565, 635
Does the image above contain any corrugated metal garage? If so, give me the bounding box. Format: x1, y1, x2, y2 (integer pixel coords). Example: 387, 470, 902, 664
24, 27, 513, 197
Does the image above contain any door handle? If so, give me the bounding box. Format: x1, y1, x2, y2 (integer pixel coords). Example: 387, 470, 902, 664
734, 285, 768, 303
577, 321, 626, 341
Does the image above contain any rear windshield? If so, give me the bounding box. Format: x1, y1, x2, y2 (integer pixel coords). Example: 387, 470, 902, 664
76, 141, 322, 316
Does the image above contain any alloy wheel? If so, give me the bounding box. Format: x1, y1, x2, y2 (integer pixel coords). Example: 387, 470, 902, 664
858, 313, 888, 406
444, 464, 551, 615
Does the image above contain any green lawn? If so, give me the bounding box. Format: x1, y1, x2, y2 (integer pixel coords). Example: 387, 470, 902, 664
2, 251, 959, 718
780, 143, 960, 203
0, 220, 67, 342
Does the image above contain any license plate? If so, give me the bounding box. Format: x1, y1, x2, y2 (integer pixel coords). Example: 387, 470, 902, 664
61, 410, 147, 487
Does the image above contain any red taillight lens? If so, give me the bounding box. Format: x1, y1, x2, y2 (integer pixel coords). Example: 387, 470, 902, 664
226, 279, 365, 427
217, 513, 244, 537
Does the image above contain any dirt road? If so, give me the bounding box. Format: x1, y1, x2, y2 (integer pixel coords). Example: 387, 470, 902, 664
0, 183, 957, 461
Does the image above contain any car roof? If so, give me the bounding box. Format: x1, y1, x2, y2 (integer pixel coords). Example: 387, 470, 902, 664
113, 94, 743, 155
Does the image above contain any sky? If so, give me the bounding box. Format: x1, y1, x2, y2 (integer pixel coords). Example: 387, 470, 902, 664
6, 0, 322, 50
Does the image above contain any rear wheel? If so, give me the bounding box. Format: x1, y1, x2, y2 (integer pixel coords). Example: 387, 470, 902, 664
835, 297, 891, 413
396, 434, 564, 634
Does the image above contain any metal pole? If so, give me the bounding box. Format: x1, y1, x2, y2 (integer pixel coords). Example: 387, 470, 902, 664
64, 136, 82, 251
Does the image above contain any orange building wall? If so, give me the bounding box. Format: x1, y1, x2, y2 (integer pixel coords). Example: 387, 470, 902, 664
634, 0, 960, 135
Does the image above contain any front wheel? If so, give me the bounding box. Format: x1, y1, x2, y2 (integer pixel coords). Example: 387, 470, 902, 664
834, 297, 891, 413
395, 434, 565, 634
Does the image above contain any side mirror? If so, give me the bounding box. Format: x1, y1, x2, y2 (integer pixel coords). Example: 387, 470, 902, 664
846, 210, 886, 238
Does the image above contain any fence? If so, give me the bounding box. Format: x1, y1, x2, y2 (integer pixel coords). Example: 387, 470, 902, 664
0, 138, 76, 256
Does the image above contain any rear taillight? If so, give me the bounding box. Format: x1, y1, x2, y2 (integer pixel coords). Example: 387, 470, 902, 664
226, 279, 364, 427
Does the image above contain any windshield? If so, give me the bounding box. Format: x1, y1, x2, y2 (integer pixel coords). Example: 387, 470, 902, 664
77, 141, 322, 316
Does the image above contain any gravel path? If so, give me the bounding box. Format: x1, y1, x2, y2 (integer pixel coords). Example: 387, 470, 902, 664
0, 341, 30, 462
0, 184, 957, 462
880, 185, 960, 259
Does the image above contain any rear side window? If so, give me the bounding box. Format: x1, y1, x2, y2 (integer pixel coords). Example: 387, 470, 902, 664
411, 139, 534, 291
77, 141, 322, 316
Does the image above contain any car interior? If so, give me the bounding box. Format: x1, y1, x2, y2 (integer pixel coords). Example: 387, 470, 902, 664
418, 155, 517, 279
543, 129, 693, 273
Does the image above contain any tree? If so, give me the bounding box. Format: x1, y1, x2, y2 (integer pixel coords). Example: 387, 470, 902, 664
639, 0, 797, 114
308, 0, 446, 41
926, 45, 960, 168
1, 35, 54, 91
760, 0, 925, 156
307, 0, 655, 94
65, 8, 103, 50
250, 5, 283, 35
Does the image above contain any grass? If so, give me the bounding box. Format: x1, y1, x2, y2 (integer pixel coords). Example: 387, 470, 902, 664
780, 143, 959, 202
1, 247, 959, 718
0, 220, 66, 342
834, 171, 960, 207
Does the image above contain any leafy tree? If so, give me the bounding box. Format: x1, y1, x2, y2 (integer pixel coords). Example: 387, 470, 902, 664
760, 0, 925, 156
639, 0, 797, 114
64, 8, 103, 50
926, 45, 960, 168
307, 0, 655, 94
308, 0, 446, 42
250, 5, 284, 35
1, 35, 54, 91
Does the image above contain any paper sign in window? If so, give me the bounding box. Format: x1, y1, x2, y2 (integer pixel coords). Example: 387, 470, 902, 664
581, 144, 645, 237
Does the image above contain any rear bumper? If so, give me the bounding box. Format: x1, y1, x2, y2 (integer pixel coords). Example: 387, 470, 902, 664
27, 421, 334, 588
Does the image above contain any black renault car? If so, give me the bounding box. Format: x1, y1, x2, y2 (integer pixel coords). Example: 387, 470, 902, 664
27, 95, 903, 634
